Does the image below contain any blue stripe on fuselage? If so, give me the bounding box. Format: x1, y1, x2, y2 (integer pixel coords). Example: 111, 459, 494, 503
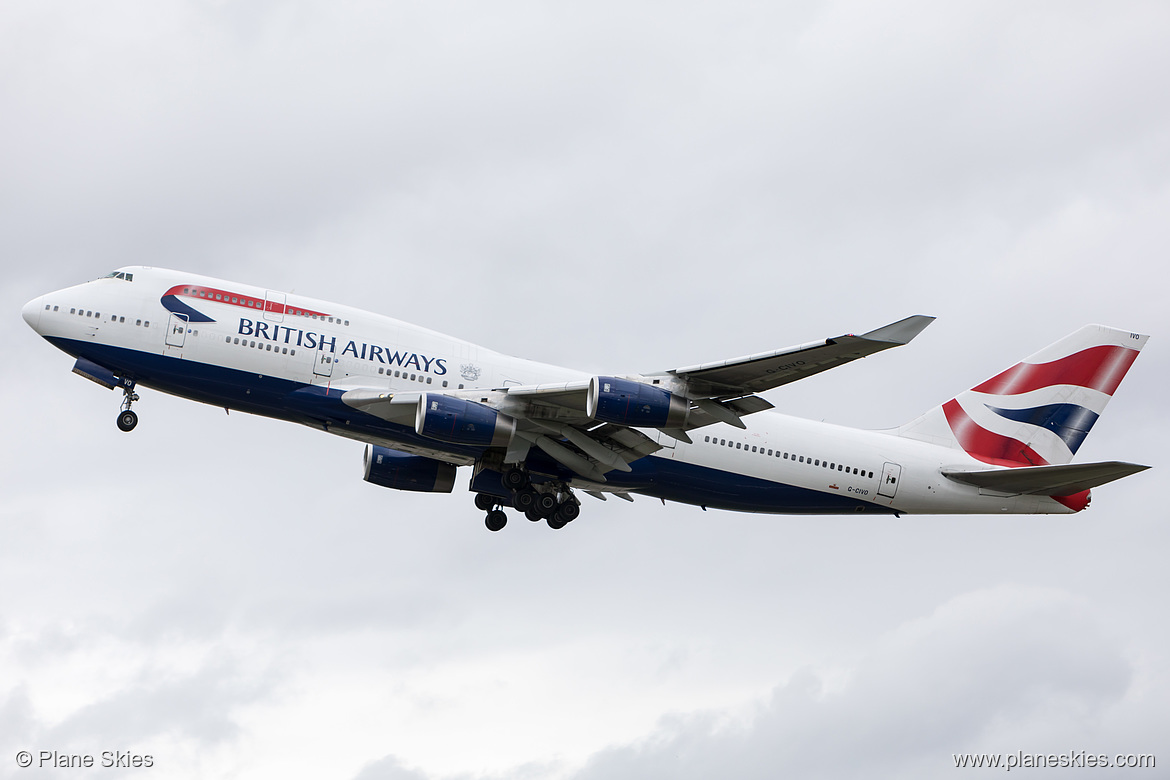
160, 295, 216, 323
45, 336, 482, 459
45, 337, 894, 515
603, 455, 889, 514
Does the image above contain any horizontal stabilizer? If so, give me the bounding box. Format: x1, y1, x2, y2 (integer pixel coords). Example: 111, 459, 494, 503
941, 461, 1150, 495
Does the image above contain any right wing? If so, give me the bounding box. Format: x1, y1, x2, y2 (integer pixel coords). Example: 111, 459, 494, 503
341, 315, 935, 482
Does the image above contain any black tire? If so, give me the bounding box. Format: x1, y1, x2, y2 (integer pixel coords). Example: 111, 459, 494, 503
525, 508, 543, 522
547, 515, 567, 530
555, 501, 580, 524
514, 488, 538, 512
116, 409, 138, 432
485, 510, 507, 532
535, 492, 559, 518
474, 493, 496, 511
502, 467, 528, 492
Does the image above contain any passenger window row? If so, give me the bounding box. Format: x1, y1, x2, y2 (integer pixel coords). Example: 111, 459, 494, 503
703, 434, 874, 479
225, 335, 295, 356
58, 305, 148, 327
376, 366, 434, 385
179, 287, 350, 326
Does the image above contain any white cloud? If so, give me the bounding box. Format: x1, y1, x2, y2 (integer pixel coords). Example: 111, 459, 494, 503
570, 587, 1138, 780
3, 1, 1169, 778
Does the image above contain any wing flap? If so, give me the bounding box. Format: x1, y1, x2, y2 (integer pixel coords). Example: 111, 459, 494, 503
341, 389, 422, 425
941, 461, 1150, 495
504, 380, 591, 411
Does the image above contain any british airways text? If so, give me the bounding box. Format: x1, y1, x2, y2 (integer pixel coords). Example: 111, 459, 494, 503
237, 318, 447, 374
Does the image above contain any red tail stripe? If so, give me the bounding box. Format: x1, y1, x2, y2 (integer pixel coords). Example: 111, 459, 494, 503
1052, 491, 1091, 512
942, 399, 1048, 467
972, 345, 1139, 397
943, 401, 1092, 511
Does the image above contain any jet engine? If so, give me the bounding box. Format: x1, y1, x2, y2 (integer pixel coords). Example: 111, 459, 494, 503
415, 394, 516, 447
587, 376, 688, 428
363, 445, 457, 492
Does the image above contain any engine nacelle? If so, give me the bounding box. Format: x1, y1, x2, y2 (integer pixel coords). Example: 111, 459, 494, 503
587, 376, 688, 428
363, 445, 457, 492
415, 394, 516, 447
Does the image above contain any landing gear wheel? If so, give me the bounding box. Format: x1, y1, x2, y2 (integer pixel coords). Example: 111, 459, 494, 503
117, 382, 140, 432
474, 493, 497, 511
554, 500, 580, 524
116, 409, 139, 432
502, 467, 529, 492
514, 488, 538, 512
535, 492, 559, 517
547, 515, 567, 530
485, 510, 507, 532
525, 508, 543, 522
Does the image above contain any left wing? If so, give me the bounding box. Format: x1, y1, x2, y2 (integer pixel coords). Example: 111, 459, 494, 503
663, 314, 935, 396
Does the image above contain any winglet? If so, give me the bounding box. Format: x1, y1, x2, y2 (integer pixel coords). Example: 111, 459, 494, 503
861, 315, 935, 345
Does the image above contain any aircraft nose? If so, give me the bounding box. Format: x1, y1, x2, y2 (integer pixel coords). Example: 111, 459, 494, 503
22, 296, 43, 331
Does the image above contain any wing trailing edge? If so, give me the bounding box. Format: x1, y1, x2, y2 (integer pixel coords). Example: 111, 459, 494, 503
665, 314, 935, 396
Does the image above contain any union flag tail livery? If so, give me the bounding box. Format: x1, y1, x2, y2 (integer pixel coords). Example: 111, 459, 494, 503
897, 325, 1148, 468
22, 267, 1152, 531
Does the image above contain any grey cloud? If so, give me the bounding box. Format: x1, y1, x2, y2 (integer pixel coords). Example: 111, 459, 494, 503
45, 654, 279, 747
3, 1, 1169, 779
0, 643, 284, 780
354, 755, 447, 780
572, 587, 1132, 780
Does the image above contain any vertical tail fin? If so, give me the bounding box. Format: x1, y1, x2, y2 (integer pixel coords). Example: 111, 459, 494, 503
896, 325, 1148, 467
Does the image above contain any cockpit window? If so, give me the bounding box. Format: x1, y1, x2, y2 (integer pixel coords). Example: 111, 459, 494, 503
102, 271, 134, 282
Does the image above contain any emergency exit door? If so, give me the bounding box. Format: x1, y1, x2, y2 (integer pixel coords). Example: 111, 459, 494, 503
878, 462, 902, 498
313, 344, 335, 377
165, 313, 188, 348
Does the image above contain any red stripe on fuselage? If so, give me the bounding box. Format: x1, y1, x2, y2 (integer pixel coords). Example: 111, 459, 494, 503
162, 285, 330, 319
971, 345, 1139, 396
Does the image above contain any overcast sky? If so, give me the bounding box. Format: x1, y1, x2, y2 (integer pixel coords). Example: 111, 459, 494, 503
3, 1, 1168, 778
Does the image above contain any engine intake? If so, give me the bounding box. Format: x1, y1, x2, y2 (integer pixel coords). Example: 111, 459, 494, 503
363, 445, 457, 492
588, 376, 688, 428
415, 394, 516, 447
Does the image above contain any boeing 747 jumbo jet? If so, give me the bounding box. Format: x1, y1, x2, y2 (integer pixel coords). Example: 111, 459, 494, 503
23, 268, 1150, 531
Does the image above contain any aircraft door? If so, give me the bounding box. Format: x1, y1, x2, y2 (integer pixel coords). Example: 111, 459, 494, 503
264, 291, 286, 323
313, 344, 335, 378
878, 462, 902, 498
165, 313, 188, 348
653, 429, 677, 455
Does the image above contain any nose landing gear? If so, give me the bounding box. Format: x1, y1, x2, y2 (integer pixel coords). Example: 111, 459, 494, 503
116, 381, 140, 432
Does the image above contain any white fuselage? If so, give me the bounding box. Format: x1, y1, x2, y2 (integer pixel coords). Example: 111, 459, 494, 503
22, 267, 1075, 516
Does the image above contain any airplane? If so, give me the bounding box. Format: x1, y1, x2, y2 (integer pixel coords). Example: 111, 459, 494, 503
22, 267, 1150, 531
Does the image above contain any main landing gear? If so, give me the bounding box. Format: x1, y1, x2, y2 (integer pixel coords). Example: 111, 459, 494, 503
116, 382, 140, 432
475, 466, 582, 532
